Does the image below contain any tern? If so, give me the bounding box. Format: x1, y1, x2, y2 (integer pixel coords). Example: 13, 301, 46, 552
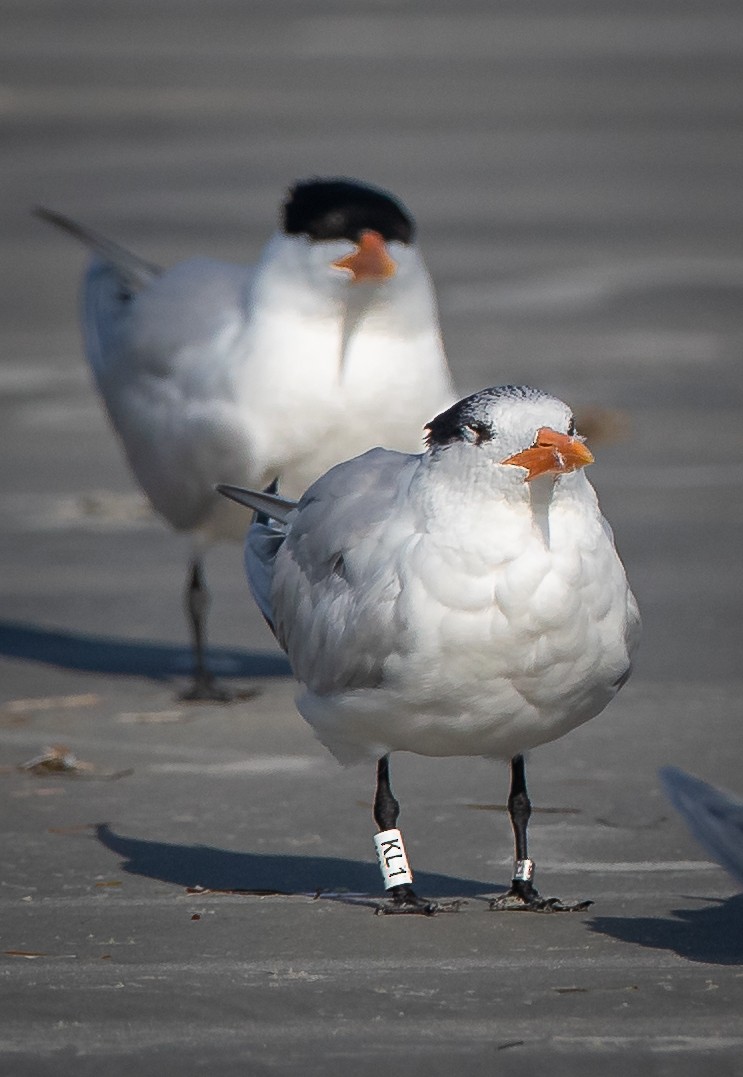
36, 178, 454, 699
219, 384, 641, 913
660, 767, 743, 887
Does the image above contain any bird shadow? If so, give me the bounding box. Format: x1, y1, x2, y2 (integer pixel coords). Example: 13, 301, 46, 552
587, 893, 743, 965
95, 823, 493, 900
0, 619, 291, 681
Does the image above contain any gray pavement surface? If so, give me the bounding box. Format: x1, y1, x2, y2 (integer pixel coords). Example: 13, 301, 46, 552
2, 1, 743, 1073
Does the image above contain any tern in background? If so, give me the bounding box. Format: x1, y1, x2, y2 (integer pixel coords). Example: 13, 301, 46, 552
37, 179, 454, 699
219, 385, 641, 913
660, 767, 743, 887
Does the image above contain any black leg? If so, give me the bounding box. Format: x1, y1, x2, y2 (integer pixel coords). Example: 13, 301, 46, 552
489, 755, 592, 913
372, 756, 439, 915
373, 755, 400, 830
179, 557, 231, 702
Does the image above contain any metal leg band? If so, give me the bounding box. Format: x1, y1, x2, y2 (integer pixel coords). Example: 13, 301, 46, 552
513, 858, 535, 883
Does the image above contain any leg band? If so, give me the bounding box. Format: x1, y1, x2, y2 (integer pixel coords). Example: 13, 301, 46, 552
374, 828, 413, 889
513, 858, 535, 883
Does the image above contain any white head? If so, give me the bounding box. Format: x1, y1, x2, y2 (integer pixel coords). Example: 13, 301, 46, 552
258, 178, 433, 320
424, 385, 594, 482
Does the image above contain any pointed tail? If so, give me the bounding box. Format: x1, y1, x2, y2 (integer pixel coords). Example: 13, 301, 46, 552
34, 206, 160, 292
216, 483, 297, 525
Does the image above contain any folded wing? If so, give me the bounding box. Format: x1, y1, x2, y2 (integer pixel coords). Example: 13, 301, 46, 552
248, 448, 419, 695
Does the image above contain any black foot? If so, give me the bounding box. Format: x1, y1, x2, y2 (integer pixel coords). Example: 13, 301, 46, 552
489, 879, 592, 913
374, 884, 462, 916
178, 677, 234, 703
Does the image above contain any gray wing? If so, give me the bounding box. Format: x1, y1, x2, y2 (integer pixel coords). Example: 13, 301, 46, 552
82, 253, 253, 387
36, 209, 161, 385
213, 483, 296, 631
245, 517, 290, 632
37, 209, 252, 386
659, 767, 743, 886
265, 448, 420, 694
42, 211, 260, 531
83, 257, 259, 528
36, 208, 162, 384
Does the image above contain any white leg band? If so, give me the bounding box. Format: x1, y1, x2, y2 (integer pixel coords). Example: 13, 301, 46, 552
374, 828, 413, 889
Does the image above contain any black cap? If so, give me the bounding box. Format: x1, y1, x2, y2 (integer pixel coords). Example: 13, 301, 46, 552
283, 178, 415, 244
425, 386, 549, 447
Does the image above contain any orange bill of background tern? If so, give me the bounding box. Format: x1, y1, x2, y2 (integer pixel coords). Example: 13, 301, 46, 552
36, 179, 454, 699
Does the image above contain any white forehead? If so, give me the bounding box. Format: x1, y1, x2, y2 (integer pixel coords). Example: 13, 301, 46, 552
487, 392, 573, 444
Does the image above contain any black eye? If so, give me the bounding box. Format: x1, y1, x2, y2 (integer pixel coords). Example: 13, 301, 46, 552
567, 417, 576, 436
464, 422, 493, 445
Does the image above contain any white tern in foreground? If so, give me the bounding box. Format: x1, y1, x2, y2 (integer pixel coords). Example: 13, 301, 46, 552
219, 384, 640, 913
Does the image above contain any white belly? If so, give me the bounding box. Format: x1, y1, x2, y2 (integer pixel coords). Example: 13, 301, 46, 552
298, 514, 637, 765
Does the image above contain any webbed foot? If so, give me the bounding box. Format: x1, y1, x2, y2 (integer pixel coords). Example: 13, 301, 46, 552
375, 884, 462, 916
489, 878, 592, 913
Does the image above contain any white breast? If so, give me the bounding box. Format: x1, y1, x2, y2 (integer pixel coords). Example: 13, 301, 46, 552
297, 470, 638, 765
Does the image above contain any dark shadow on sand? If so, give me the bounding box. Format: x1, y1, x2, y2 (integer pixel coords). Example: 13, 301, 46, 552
0, 620, 290, 681
588, 893, 743, 966
96, 824, 494, 899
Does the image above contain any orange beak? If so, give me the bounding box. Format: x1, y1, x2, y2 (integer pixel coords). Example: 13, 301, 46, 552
501, 427, 594, 481
331, 230, 397, 282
